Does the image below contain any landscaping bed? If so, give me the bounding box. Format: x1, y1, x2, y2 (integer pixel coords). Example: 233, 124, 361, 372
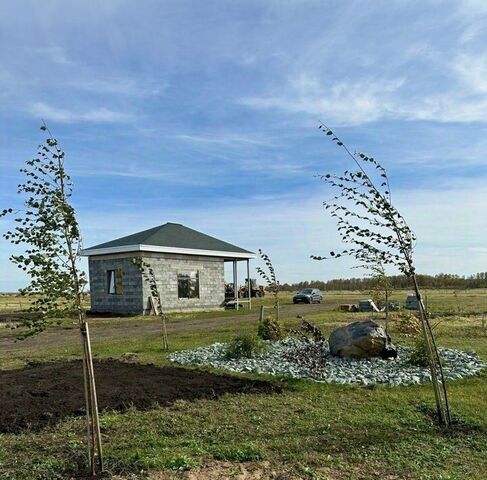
0, 359, 282, 433
169, 338, 485, 386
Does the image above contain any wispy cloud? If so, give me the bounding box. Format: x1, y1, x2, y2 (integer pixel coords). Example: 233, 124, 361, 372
241, 62, 487, 125
172, 132, 278, 147
71, 166, 207, 185
67, 77, 167, 97
28, 45, 74, 66
240, 75, 404, 126
28, 102, 136, 123
452, 53, 487, 94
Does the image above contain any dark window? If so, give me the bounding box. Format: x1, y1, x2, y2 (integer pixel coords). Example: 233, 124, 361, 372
107, 269, 123, 295
178, 271, 199, 299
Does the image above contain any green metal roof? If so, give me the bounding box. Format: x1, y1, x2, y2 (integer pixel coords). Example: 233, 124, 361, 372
83, 223, 254, 255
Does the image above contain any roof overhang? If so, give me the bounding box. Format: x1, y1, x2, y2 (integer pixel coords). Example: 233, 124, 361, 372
80, 244, 256, 259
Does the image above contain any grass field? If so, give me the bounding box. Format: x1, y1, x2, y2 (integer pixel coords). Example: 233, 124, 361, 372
0, 289, 486, 479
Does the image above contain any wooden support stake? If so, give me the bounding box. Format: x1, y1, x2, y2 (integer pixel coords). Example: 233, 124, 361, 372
80, 321, 104, 474
79, 328, 93, 471
233, 260, 238, 311
247, 259, 251, 310
161, 313, 169, 351
85, 322, 104, 472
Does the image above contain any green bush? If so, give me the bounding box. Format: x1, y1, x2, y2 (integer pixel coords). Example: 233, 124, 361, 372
225, 335, 267, 359
257, 314, 282, 341
408, 337, 430, 367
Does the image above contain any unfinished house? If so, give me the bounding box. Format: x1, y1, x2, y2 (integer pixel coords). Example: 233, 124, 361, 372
81, 223, 255, 314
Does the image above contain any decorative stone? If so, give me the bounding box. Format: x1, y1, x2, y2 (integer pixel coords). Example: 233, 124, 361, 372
168, 338, 485, 387
328, 320, 397, 359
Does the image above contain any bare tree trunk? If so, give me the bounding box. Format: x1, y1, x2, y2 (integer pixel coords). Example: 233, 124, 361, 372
385, 289, 389, 336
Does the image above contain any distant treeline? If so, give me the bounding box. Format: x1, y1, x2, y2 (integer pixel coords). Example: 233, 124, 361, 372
279, 272, 487, 292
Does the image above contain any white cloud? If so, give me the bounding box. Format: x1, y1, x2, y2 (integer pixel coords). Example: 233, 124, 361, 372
28, 102, 136, 123
241, 58, 487, 125
452, 53, 487, 94
240, 75, 405, 126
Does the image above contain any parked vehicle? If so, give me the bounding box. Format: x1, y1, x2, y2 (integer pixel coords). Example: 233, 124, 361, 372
239, 279, 265, 298
405, 293, 419, 310
293, 288, 323, 304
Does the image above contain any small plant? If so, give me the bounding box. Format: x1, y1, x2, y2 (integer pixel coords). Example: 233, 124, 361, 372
294, 315, 325, 343
212, 443, 264, 462
256, 250, 283, 340
355, 252, 393, 333
257, 314, 282, 341
390, 311, 422, 336
407, 337, 430, 367
408, 336, 444, 368
225, 334, 266, 359
132, 257, 169, 350
165, 455, 199, 471
286, 316, 327, 373
256, 250, 280, 320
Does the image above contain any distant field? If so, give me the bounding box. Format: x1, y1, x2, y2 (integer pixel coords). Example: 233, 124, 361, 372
0, 294, 90, 313
1, 288, 486, 315
0, 294, 33, 312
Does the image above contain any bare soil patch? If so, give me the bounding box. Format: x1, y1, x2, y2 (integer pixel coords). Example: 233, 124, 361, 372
149, 460, 295, 480
0, 359, 282, 433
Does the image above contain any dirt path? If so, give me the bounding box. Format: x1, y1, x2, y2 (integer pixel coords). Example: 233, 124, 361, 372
0, 303, 329, 354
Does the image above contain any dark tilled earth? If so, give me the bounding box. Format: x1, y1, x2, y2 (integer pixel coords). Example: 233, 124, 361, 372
0, 359, 282, 433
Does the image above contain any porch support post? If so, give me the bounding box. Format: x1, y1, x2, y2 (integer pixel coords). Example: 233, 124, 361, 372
233, 259, 238, 310
247, 258, 251, 310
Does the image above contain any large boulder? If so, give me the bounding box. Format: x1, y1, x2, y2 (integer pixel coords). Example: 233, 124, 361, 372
329, 320, 397, 359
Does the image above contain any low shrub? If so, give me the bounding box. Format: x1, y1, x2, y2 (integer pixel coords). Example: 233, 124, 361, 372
257, 314, 282, 341
407, 337, 430, 367
390, 311, 422, 336
407, 336, 446, 368
224, 335, 267, 359
285, 316, 327, 373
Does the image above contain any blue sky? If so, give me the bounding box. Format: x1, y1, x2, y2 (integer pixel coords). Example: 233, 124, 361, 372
1, 0, 487, 291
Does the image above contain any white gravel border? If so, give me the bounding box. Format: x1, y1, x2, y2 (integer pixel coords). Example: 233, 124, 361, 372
168, 338, 485, 386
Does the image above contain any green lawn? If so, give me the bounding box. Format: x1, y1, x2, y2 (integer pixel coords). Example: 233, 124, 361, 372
0, 290, 486, 479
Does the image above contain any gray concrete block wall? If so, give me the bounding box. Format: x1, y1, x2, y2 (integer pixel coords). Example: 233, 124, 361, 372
88, 252, 225, 314
88, 254, 144, 314
140, 253, 225, 312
